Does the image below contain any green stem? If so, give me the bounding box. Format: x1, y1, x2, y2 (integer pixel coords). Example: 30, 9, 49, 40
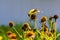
41, 22, 45, 33
57, 33, 60, 38
54, 19, 57, 40
53, 22, 56, 40
34, 20, 38, 29
48, 20, 53, 31
12, 27, 23, 38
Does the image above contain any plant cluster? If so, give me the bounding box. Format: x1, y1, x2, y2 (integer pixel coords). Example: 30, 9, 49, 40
0, 9, 60, 40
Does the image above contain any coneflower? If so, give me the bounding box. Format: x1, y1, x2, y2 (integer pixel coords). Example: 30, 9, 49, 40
50, 29, 55, 34
41, 27, 48, 34
7, 31, 16, 39
22, 22, 31, 31
41, 22, 48, 34
48, 32, 53, 37
44, 27, 48, 33
53, 15, 58, 22
24, 31, 35, 39
9, 21, 22, 39
40, 16, 47, 23
9, 21, 14, 27
10, 33, 17, 40
30, 14, 36, 21
7, 31, 12, 37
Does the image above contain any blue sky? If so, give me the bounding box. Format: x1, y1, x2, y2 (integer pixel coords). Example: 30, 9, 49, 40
0, 0, 60, 29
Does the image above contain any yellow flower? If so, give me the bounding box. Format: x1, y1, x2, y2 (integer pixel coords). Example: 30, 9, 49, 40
7, 31, 12, 36
8, 33, 17, 39
7, 31, 14, 39
28, 9, 40, 16
48, 32, 53, 37
24, 31, 35, 38
42, 38, 46, 40
41, 24, 48, 34
10, 33, 17, 39
9, 21, 14, 27
7, 31, 17, 39
41, 16, 47, 22
44, 27, 48, 33
50, 29, 55, 33
22, 22, 31, 31
0, 36, 3, 40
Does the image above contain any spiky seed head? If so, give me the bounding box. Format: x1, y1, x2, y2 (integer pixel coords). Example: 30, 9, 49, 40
22, 22, 31, 31
41, 16, 47, 22
30, 14, 36, 20
9, 21, 14, 27
53, 15, 58, 20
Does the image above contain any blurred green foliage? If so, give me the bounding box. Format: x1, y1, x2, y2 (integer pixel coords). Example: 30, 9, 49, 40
0, 23, 60, 40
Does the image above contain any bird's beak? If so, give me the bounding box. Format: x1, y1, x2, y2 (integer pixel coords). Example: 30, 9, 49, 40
37, 9, 40, 13
35, 9, 40, 13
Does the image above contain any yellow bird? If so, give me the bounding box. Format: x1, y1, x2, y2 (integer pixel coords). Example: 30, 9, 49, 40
28, 9, 40, 16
